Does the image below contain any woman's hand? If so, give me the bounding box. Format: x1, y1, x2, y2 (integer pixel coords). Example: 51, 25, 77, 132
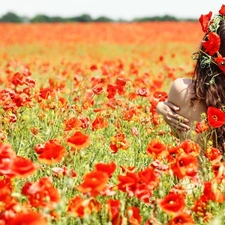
156, 101, 190, 131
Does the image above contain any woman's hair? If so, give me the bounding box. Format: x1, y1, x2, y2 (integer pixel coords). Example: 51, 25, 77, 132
192, 18, 225, 152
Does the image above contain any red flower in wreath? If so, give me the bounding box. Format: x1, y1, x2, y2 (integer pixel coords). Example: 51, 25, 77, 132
207, 106, 225, 128
202, 32, 221, 56
219, 4, 225, 16
199, 11, 212, 33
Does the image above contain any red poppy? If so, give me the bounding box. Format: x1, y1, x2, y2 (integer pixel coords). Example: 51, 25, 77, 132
167, 212, 195, 225
215, 54, 225, 73
0, 176, 12, 201
68, 195, 85, 218
136, 88, 148, 97
0, 142, 17, 177
117, 172, 139, 197
158, 192, 185, 215
39, 87, 55, 99
77, 171, 109, 197
95, 161, 116, 177
219, 4, 225, 15
30, 127, 39, 135
123, 107, 138, 121
92, 85, 103, 95
11, 156, 39, 178
22, 177, 61, 209
138, 167, 159, 188
203, 181, 225, 203
202, 32, 221, 56
107, 199, 122, 225
199, 11, 212, 33
67, 131, 91, 149
115, 77, 126, 95
11, 72, 25, 86
90, 64, 98, 71
126, 206, 142, 225
34, 140, 66, 165
64, 117, 82, 131
110, 133, 130, 153
159, 55, 164, 62
179, 140, 201, 156
7, 211, 47, 225
107, 84, 117, 99
205, 147, 222, 164
192, 195, 208, 216
167, 145, 182, 163
195, 120, 209, 133
207, 106, 225, 128
171, 153, 198, 179
211, 162, 225, 183
91, 115, 109, 131
146, 139, 167, 159
153, 91, 168, 101
68, 195, 100, 218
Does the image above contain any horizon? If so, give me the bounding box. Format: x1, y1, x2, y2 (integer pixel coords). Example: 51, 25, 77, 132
0, 0, 224, 21
0, 10, 199, 21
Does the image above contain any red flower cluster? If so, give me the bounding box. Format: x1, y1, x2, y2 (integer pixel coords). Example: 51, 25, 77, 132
22, 177, 61, 209
77, 162, 116, 197
167, 140, 200, 179
118, 166, 159, 203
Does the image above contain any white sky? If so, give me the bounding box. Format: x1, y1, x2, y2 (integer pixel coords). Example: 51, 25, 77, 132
0, 0, 224, 20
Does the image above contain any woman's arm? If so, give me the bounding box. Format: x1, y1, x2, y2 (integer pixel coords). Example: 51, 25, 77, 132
156, 101, 190, 131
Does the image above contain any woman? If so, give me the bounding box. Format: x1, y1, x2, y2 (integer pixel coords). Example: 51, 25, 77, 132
157, 5, 225, 152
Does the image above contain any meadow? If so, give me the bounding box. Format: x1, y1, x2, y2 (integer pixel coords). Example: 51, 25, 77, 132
0, 21, 224, 225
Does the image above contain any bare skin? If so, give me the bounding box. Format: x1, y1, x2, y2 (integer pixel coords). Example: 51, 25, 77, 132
156, 78, 207, 141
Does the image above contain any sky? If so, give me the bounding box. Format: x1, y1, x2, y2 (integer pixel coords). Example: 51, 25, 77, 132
0, 0, 224, 20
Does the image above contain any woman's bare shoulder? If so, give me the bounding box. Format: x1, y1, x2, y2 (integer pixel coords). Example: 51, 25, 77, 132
168, 78, 194, 105
170, 78, 193, 92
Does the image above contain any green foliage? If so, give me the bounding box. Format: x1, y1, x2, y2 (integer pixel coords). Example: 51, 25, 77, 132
133, 14, 178, 22
0, 12, 23, 23
94, 16, 114, 22
0, 11, 198, 23
30, 14, 52, 23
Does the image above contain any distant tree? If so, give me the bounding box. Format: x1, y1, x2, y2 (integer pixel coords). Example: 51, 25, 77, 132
94, 16, 114, 22
49, 16, 67, 23
161, 15, 178, 21
133, 15, 178, 22
0, 12, 22, 23
30, 14, 51, 23
69, 14, 93, 22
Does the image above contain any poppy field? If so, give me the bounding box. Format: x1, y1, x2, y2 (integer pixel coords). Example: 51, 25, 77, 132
1, 21, 225, 225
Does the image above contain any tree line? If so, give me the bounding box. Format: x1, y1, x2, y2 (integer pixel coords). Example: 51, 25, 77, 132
0, 12, 197, 23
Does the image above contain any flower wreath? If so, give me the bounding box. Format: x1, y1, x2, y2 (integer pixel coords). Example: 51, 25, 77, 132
194, 4, 225, 85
